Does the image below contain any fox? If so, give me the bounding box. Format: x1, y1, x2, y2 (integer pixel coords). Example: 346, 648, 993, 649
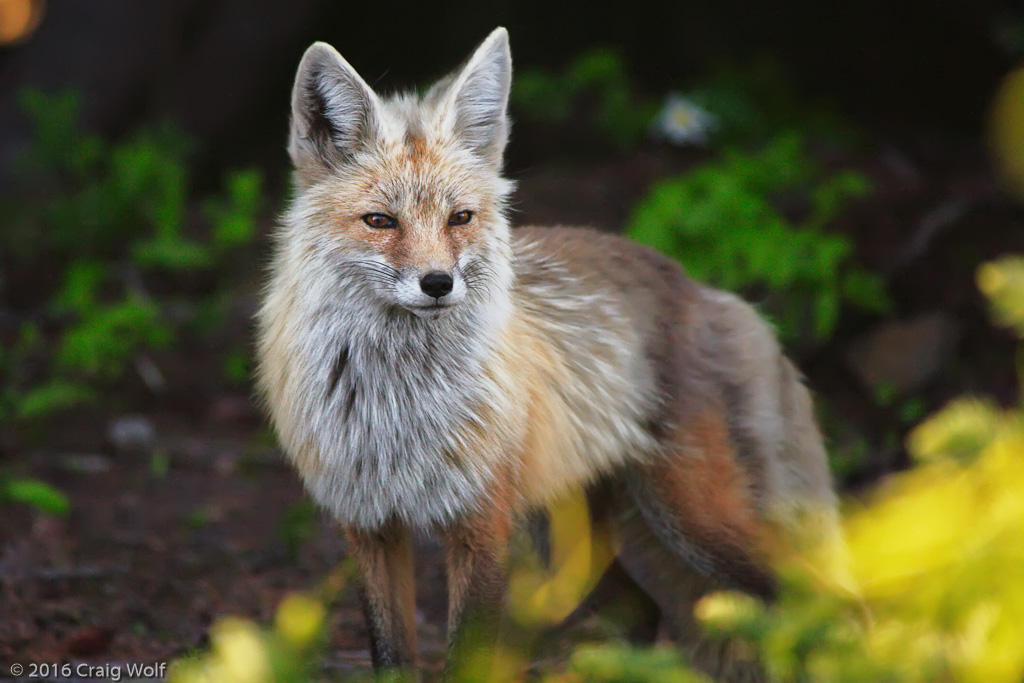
256, 27, 838, 682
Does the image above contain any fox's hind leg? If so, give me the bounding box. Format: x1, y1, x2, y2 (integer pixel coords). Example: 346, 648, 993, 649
345, 522, 419, 673
612, 505, 768, 682
627, 403, 777, 600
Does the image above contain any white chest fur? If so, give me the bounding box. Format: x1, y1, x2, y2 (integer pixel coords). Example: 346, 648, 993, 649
305, 322, 503, 529
257, 248, 513, 531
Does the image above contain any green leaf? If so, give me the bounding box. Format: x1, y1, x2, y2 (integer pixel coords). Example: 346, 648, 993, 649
132, 237, 213, 271
813, 288, 840, 340
57, 298, 172, 379
841, 269, 892, 313
52, 260, 106, 314
18, 380, 96, 419
3, 478, 71, 516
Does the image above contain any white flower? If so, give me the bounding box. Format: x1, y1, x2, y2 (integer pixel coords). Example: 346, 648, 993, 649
651, 93, 718, 146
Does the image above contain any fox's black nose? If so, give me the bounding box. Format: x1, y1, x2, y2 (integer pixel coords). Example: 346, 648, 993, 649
420, 271, 454, 298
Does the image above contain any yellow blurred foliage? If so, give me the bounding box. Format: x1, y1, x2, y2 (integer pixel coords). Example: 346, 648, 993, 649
509, 488, 615, 627
212, 618, 274, 683
978, 257, 1024, 337
691, 256, 1024, 683
169, 592, 329, 683
990, 67, 1024, 197
275, 593, 327, 652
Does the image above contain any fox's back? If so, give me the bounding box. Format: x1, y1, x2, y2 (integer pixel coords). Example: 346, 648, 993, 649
509, 226, 832, 515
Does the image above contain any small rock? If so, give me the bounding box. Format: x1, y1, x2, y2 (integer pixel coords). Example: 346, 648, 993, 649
847, 311, 961, 396
106, 415, 156, 457
133, 353, 166, 393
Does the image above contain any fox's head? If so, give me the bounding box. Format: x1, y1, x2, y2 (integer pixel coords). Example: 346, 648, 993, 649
285, 28, 514, 321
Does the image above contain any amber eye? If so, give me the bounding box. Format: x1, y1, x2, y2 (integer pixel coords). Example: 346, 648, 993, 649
362, 213, 397, 229
448, 210, 473, 226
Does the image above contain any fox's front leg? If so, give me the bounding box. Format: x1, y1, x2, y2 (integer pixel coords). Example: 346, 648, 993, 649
440, 498, 514, 680
345, 522, 419, 674
631, 405, 778, 600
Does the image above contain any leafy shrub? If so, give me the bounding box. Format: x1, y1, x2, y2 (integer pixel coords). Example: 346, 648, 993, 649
513, 49, 659, 150
628, 132, 887, 341
0, 89, 263, 422
168, 563, 362, 683
170, 593, 329, 683
685, 58, 859, 146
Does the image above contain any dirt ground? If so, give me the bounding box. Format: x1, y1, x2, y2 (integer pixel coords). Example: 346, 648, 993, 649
2, 136, 1022, 680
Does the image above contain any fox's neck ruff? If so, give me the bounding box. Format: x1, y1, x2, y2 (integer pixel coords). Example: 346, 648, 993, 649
260, 206, 517, 530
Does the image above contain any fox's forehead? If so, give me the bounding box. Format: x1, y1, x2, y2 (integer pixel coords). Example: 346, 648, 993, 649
340, 134, 495, 214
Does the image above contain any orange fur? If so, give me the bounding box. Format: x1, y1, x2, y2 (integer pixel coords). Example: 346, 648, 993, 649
345, 524, 419, 669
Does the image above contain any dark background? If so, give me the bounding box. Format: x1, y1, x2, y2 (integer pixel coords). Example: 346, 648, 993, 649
0, 0, 1012, 184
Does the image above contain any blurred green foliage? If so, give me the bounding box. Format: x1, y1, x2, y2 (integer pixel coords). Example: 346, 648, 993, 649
686, 58, 859, 146
0, 89, 263, 424
553, 644, 708, 683
513, 49, 659, 150
628, 132, 887, 341
513, 54, 886, 343
277, 499, 319, 562
0, 475, 71, 516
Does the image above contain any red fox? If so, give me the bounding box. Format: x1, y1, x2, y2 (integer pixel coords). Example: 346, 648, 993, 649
256, 27, 837, 681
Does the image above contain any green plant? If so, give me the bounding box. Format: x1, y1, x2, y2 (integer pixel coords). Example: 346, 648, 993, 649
1, 476, 71, 516
169, 562, 359, 683
276, 500, 319, 562
628, 132, 888, 341
513, 49, 659, 150
170, 593, 329, 683
223, 347, 252, 386
0, 88, 263, 423
685, 57, 859, 147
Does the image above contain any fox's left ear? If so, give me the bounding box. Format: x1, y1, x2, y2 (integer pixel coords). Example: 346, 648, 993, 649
435, 27, 512, 167
289, 42, 382, 185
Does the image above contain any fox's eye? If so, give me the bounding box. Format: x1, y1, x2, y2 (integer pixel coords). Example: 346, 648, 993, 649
363, 213, 397, 229
448, 210, 473, 226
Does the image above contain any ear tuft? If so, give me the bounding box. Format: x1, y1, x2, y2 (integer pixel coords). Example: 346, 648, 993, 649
289, 42, 380, 181
438, 27, 512, 167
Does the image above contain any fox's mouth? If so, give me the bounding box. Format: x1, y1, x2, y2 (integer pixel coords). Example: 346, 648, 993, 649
405, 302, 456, 319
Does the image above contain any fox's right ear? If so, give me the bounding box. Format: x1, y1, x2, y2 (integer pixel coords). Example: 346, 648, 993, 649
432, 28, 512, 168
289, 42, 381, 183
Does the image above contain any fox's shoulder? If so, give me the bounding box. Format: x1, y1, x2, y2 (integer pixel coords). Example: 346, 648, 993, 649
511, 225, 700, 305
512, 225, 679, 270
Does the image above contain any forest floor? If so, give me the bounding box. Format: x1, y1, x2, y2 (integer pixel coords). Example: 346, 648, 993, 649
2, 134, 1023, 681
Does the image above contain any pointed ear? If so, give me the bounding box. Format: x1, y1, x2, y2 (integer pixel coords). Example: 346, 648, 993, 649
289, 42, 380, 181
437, 28, 512, 166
